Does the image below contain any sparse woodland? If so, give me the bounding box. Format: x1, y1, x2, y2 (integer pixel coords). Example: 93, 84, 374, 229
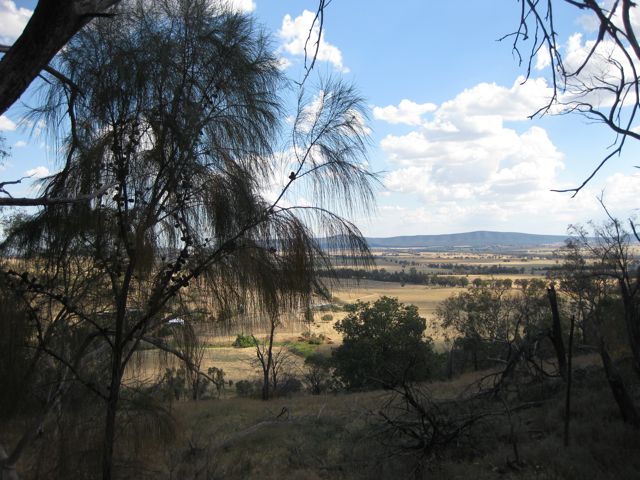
1, 1, 640, 479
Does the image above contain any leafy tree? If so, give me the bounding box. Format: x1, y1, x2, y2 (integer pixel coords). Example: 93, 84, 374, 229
435, 281, 514, 372
333, 296, 434, 389
435, 279, 560, 385
0, 1, 374, 477
304, 352, 337, 394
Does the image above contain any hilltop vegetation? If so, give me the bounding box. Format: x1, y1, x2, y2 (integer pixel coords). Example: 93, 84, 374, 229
2, 1, 640, 479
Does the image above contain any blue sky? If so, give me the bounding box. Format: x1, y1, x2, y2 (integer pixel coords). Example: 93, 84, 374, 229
1, 0, 639, 236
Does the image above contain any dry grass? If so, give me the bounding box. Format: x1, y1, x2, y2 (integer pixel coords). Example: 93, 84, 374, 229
7, 353, 639, 480
121, 357, 640, 480
331, 279, 461, 316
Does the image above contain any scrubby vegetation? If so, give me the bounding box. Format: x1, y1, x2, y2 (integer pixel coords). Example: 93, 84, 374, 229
3, 1, 640, 479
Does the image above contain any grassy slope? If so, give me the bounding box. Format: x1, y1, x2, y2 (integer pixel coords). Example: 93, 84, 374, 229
128, 360, 640, 480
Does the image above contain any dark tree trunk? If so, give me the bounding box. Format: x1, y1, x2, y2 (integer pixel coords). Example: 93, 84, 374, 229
261, 320, 276, 401
0, 0, 120, 116
447, 343, 454, 380
102, 347, 122, 480
547, 284, 567, 379
564, 315, 575, 447
618, 279, 640, 378
599, 339, 640, 428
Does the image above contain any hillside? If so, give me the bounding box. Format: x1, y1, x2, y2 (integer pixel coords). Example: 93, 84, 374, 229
365, 230, 570, 249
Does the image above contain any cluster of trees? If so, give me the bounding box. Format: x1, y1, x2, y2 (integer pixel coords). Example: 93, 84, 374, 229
322, 267, 471, 287
324, 266, 526, 288
423, 263, 525, 275
435, 278, 557, 378
0, 1, 374, 478
429, 214, 640, 433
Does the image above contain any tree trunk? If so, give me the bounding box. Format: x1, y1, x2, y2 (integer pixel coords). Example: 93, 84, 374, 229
472, 347, 479, 372
102, 351, 122, 480
0, 0, 121, 116
447, 343, 454, 380
0, 445, 19, 480
564, 315, 575, 447
599, 339, 640, 428
547, 284, 567, 380
618, 280, 640, 378
261, 320, 276, 401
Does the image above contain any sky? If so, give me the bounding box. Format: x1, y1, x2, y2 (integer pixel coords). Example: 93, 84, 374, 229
1, 0, 640, 237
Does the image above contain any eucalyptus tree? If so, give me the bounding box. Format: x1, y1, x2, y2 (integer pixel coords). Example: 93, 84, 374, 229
0, 0, 374, 478
559, 225, 640, 427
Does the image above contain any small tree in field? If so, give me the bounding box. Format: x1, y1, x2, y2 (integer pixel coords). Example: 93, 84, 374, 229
333, 296, 434, 389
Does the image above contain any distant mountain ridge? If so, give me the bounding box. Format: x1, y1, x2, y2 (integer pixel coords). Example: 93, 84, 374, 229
365, 231, 570, 249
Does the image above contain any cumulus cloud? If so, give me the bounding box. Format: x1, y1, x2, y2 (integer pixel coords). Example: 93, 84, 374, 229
222, 0, 255, 12
557, 32, 639, 109
372, 77, 607, 234
0, 115, 16, 131
0, 0, 31, 44
373, 99, 437, 126
13, 140, 26, 148
25, 166, 50, 179
279, 10, 348, 73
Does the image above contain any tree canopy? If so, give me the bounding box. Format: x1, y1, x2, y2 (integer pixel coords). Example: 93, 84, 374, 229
0, 1, 375, 477
333, 296, 434, 389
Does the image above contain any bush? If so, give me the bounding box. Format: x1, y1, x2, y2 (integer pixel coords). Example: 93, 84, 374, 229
321, 314, 333, 322
333, 296, 435, 389
300, 331, 326, 345
274, 377, 303, 396
160, 367, 187, 401
304, 353, 341, 394
235, 379, 261, 397
206, 366, 226, 397
233, 333, 256, 348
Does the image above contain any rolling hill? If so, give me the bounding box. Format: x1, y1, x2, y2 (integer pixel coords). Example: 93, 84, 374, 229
364, 230, 570, 249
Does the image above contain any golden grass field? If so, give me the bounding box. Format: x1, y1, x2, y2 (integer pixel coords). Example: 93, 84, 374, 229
126, 249, 555, 386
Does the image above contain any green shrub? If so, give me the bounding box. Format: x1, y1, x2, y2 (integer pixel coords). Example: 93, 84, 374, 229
333, 296, 435, 389
304, 353, 341, 394
321, 314, 333, 322
235, 379, 260, 397
274, 377, 303, 396
233, 333, 256, 348
161, 367, 186, 401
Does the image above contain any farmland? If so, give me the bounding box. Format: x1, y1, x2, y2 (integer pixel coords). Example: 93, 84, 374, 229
128, 247, 559, 386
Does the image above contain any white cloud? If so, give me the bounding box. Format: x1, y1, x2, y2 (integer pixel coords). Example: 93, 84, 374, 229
434, 76, 553, 123
0, 114, 16, 131
0, 0, 31, 44
13, 140, 26, 148
368, 74, 640, 236
557, 29, 640, 109
277, 56, 292, 70
279, 10, 348, 73
374, 77, 594, 233
535, 48, 551, 70
223, 0, 255, 12
25, 166, 49, 179
373, 99, 437, 126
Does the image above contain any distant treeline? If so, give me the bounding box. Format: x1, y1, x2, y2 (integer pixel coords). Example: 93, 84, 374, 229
322, 268, 471, 287
420, 263, 525, 275
332, 256, 530, 275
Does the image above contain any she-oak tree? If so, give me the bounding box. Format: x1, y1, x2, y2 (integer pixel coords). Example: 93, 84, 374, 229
0, 1, 375, 478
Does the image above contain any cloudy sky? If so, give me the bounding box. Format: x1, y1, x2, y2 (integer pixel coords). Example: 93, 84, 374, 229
1, 0, 640, 236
